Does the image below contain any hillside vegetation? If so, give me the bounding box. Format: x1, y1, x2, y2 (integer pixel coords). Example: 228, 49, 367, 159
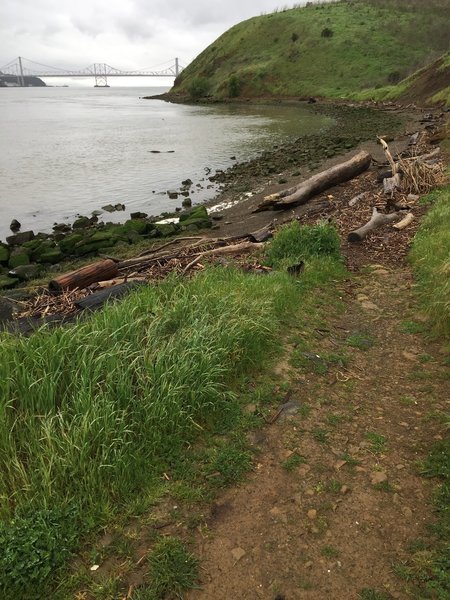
171, 0, 450, 100
354, 51, 450, 106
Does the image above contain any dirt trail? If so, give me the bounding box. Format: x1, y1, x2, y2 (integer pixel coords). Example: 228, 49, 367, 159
187, 265, 448, 600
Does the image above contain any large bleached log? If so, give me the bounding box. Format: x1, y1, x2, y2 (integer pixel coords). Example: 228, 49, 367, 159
348, 208, 401, 243
49, 259, 119, 292
254, 150, 372, 212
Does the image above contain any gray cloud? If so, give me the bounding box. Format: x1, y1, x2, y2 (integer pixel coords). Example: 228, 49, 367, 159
0, 0, 318, 75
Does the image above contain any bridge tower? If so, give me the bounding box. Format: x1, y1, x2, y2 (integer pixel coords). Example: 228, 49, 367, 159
175, 58, 180, 78
18, 56, 25, 87
93, 63, 109, 87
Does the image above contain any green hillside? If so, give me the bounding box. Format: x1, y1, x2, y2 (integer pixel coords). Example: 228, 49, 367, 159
171, 0, 450, 100
355, 51, 450, 106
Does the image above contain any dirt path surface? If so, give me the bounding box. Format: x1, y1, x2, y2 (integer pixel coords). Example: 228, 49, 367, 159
186, 266, 448, 600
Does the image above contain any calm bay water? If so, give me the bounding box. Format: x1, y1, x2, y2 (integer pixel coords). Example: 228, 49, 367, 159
0, 87, 330, 241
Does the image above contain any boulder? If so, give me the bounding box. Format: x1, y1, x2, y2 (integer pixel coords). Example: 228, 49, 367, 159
0, 244, 9, 265
181, 178, 193, 187
59, 233, 84, 255
167, 190, 179, 199
30, 240, 57, 262
154, 223, 179, 237
53, 223, 71, 233
39, 249, 64, 264
130, 212, 148, 219
127, 230, 143, 244
0, 276, 18, 290
123, 219, 149, 235
182, 197, 192, 208
8, 248, 30, 269
6, 231, 35, 246
72, 216, 92, 229
179, 205, 211, 230
179, 205, 209, 223
9, 264, 42, 281
10, 219, 21, 232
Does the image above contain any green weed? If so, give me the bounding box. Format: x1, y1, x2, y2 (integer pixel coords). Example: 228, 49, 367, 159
358, 589, 391, 600
145, 537, 198, 600
400, 320, 425, 334
373, 481, 395, 493
282, 453, 306, 472
365, 432, 387, 454
321, 545, 340, 558
346, 332, 375, 350
312, 428, 329, 444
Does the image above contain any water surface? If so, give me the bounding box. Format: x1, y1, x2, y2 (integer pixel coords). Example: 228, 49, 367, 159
0, 87, 331, 241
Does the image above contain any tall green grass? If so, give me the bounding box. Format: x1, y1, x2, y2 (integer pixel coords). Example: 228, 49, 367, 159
0, 252, 345, 597
409, 186, 450, 337
0, 269, 295, 518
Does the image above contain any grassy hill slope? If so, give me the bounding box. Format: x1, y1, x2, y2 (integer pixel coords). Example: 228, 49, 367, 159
355, 52, 450, 106
171, 0, 449, 100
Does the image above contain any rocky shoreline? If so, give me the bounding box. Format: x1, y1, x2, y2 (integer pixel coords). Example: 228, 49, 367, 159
0, 102, 407, 291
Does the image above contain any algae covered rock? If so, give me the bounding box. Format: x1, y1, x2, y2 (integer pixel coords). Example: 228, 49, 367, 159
154, 222, 179, 237
179, 205, 212, 230
73, 216, 92, 229
39, 249, 64, 264
8, 248, 30, 269
0, 276, 18, 290
59, 234, 84, 255
0, 244, 10, 265
6, 231, 35, 246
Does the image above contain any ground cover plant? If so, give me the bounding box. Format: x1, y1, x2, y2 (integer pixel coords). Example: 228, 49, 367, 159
0, 223, 345, 597
409, 184, 450, 337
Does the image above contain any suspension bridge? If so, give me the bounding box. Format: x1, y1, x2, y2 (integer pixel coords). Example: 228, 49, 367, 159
0, 56, 185, 87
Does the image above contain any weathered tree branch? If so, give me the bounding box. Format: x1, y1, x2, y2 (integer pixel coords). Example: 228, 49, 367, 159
348, 208, 401, 243
254, 151, 372, 212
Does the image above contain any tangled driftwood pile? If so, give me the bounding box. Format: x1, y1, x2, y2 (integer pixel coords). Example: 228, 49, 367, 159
19, 234, 271, 318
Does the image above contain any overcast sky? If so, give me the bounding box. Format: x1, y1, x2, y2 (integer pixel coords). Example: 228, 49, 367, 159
0, 1, 320, 72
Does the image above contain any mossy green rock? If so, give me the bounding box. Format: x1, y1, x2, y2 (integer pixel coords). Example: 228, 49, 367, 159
123, 219, 149, 235
31, 241, 57, 262
73, 216, 92, 229
179, 205, 209, 223
154, 223, 179, 237
59, 234, 84, 255
90, 231, 115, 244
8, 249, 30, 269
180, 217, 211, 230
39, 249, 64, 264
0, 244, 9, 265
0, 276, 18, 290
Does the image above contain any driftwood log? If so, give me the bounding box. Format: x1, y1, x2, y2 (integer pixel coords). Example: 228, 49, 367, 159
248, 224, 273, 243
74, 281, 145, 310
254, 150, 372, 212
183, 241, 263, 273
379, 138, 401, 196
348, 208, 401, 243
49, 259, 119, 292
393, 212, 415, 230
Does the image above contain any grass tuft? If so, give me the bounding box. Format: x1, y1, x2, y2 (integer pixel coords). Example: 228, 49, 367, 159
265, 220, 341, 268
145, 537, 198, 599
